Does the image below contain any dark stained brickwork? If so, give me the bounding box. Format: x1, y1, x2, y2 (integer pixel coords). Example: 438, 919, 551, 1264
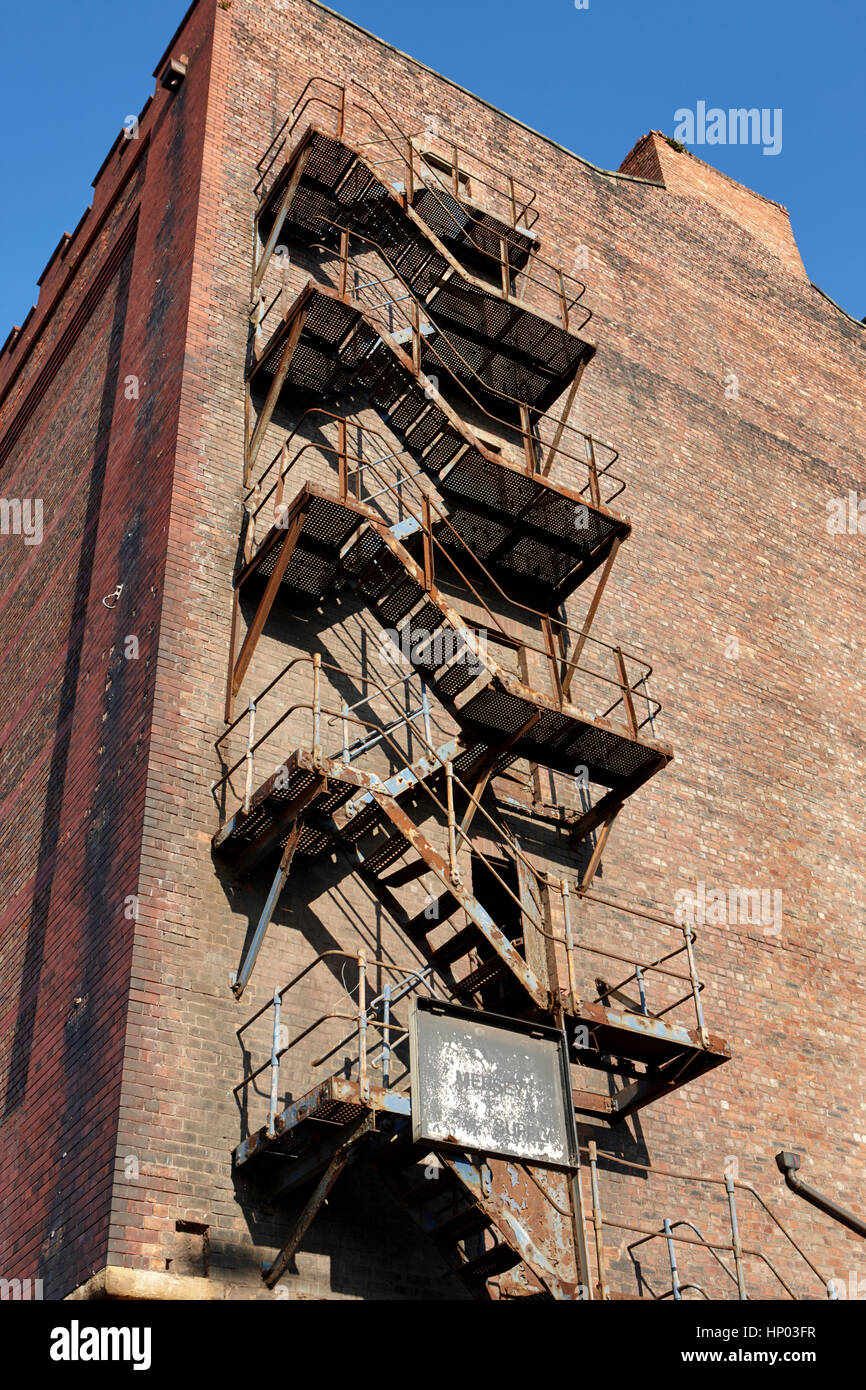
0, 0, 863, 1301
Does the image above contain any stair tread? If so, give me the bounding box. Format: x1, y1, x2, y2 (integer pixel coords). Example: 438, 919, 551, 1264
429, 1205, 491, 1245
429, 924, 482, 968
458, 1241, 522, 1281
454, 956, 510, 997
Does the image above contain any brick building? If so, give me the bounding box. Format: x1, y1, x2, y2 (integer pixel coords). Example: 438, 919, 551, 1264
0, 0, 863, 1301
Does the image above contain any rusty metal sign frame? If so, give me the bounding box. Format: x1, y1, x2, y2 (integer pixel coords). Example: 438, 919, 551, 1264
408, 996, 579, 1169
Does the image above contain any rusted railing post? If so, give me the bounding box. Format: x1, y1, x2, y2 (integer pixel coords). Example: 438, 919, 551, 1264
358, 951, 369, 1100
664, 1218, 682, 1300
421, 493, 434, 588
412, 300, 422, 375
312, 652, 322, 760
725, 1175, 748, 1300
588, 1140, 608, 1300
406, 138, 415, 203
338, 229, 349, 301
614, 647, 638, 737
381, 984, 391, 1090
267, 989, 282, 1138
684, 927, 709, 1046
562, 878, 578, 1013
507, 174, 518, 229
635, 964, 648, 1015
519, 403, 536, 476
499, 236, 510, 300
446, 758, 459, 882
337, 85, 346, 139
557, 268, 569, 330
337, 417, 348, 500
244, 699, 256, 813
585, 435, 601, 508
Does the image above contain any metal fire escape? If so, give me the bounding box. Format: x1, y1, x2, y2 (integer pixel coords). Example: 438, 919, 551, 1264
212, 77, 734, 1300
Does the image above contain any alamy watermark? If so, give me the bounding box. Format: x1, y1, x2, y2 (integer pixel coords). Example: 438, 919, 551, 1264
826, 491, 866, 535
1, 1276, 43, 1299
674, 880, 783, 936
673, 103, 782, 156
0, 497, 43, 545
378, 624, 487, 674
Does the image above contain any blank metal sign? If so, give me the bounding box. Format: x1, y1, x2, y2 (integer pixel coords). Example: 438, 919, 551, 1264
409, 997, 575, 1166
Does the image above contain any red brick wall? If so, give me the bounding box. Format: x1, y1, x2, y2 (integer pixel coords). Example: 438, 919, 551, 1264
0, 0, 217, 1298
2, 0, 864, 1301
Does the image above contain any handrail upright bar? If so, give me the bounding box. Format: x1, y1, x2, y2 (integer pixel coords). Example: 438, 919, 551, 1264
267, 990, 281, 1138
664, 1218, 682, 1300
588, 1141, 607, 1300
725, 1176, 748, 1300
312, 653, 322, 759
685, 928, 709, 1045
358, 951, 368, 1100
244, 701, 256, 813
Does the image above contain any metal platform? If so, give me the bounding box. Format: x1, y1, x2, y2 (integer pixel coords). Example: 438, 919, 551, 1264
570, 1002, 731, 1120
234, 481, 669, 788
235, 1076, 581, 1299
410, 184, 537, 273
235, 1075, 407, 1172
248, 289, 628, 607
258, 127, 594, 415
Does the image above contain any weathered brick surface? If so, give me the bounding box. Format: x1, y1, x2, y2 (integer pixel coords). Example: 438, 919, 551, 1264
1, 0, 864, 1301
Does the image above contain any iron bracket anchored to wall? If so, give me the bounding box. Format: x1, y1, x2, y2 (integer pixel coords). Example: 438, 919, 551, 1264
776, 1151, 866, 1240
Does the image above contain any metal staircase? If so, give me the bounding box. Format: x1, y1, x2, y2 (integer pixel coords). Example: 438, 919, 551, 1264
216, 76, 734, 1300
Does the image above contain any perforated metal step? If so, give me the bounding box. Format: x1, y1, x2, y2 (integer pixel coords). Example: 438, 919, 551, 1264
258, 128, 593, 414
249, 286, 627, 607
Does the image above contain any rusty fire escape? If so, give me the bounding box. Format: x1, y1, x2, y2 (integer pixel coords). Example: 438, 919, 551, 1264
210, 77, 745, 1301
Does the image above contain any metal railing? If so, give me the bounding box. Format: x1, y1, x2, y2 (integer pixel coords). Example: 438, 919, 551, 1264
548, 878, 709, 1045
239, 412, 655, 741
586, 1143, 838, 1301
254, 75, 590, 336
235, 951, 440, 1141
265, 230, 616, 506
212, 653, 713, 1055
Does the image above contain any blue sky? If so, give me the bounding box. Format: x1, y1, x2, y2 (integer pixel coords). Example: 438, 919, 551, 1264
0, 0, 863, 335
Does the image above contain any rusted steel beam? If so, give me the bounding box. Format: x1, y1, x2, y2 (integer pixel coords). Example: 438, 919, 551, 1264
231, 499, 308, 700
373, 795, 549, 1010
542, 360, 586, 476
614, 646, 638, 737
561, 535, 622, 699
247, 296, 311, 475
262, 1112, 376, 1288
231, 822, 303, 999
578, 808, 619, 891
253, 141, 312, 292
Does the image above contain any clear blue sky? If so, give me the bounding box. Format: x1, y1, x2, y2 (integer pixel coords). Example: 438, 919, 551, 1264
1, 0, 863, 335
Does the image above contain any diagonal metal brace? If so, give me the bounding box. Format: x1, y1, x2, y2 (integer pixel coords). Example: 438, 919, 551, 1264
231, 823, 302, 999
262, 1112, 377, 1288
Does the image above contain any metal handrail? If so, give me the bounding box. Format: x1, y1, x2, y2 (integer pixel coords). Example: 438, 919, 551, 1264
235, 951, 437, 1139
254, 75, 590, 337
296, 232, 608, 504
586, 1143, 837, 1301
240, 411, 653, 734
212, 653, 707, 1044
348, 92, 585, 330
351, 80, 539, 231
